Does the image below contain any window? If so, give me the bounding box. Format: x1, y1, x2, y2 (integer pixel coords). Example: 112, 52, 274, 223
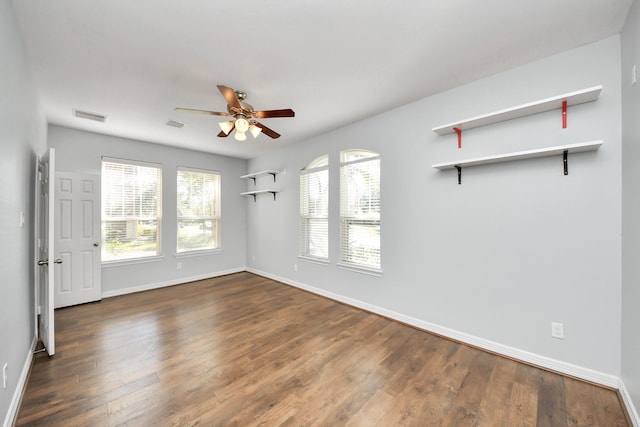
102, 158, 162, 262
300, 155, 329, 260
177, 168, 221, 253
340, 149, 381, 272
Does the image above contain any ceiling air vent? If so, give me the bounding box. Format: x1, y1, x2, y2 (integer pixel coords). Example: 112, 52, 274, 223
166, 120, 184, 128
73, 109, 106, 122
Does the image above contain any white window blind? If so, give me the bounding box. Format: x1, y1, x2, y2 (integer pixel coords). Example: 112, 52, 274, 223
177, 168, 221, 253
340, 150, 381, 271
101, 158, 162, 261
300, 155, 329, 260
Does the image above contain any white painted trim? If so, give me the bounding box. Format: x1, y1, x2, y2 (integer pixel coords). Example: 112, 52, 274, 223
248, 268, 620, 388
3, 336, 36, 427
620, 379, 640, 427
101, 267, 246, 298
298, 255, 330, 266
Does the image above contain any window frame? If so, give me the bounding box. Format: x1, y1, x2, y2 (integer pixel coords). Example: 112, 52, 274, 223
339, 149, 381, 275
176, 167, 222, 255
299, 155, 329, 263
101, 157, 163, 264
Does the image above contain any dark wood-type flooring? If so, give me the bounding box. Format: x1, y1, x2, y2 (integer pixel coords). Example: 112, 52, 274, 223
16, 272, 629, 426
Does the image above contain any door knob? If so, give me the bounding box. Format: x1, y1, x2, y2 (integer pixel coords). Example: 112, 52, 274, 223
53, 258, 63, 264
37, 259, 48, 266
93, 242, 99, 247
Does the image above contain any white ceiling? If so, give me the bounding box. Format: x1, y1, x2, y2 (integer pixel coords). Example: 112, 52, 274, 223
12, 0, 633, 159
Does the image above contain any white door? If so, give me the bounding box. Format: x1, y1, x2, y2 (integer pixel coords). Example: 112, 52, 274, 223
54, 172, 101, 308
37, 148, 56, 356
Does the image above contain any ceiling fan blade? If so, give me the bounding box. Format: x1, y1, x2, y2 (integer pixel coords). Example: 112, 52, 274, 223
253, 109, 295, 119
217, 85, 242, 110
217, 123, 235, 138
254, 122, 281, 139
175, 107, 229, 116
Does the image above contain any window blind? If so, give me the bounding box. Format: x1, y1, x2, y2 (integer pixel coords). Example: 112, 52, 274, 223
177, 168, 220, 252
101, 159, 162, 261
300, 156, 329, 260
340, 150, 381, 270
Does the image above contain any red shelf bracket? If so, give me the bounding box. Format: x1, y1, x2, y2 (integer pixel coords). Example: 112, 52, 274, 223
562, 100, 567, 128
453, 127, 462, 149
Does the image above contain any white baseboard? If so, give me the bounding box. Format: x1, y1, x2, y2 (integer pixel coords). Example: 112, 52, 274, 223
248, 268, 620, 389
3, 336, 36, 427
620, 379, 640, 427
101, 267, 246, 299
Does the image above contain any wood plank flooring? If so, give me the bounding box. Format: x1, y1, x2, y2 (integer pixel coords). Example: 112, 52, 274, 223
16, 272, 629, 426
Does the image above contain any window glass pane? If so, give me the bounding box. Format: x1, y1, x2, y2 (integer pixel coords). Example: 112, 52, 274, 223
340, 150, 381, 270
341, 149, 378, 163
300, 156, 329, 260
177, 219, 217, 252
341, 157, 380, 219
177, 169, 220, 253
101, 160, 162, 261
304, 154, 329, 169
340, 220, 380, 268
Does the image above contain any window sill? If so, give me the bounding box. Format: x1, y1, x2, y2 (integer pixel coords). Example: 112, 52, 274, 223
102, 255, 164, 268
176, 248, 223, 258
337, 262, 383, 277
298, 255, 330, 266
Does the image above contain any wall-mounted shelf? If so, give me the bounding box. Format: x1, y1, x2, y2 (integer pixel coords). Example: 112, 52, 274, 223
241, 190, 279, 202
432, 85, 602, 148
240, 170, 280, 184
432, 140, 603, 184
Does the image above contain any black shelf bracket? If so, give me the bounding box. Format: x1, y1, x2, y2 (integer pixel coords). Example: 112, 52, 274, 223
269, 172, 277, 182
563, 150, 568, 175
249, 177, 257, 186
456, 166, 462, 185
269, 191, 277, 201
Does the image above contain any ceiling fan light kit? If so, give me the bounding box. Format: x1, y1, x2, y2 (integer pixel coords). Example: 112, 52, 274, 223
234, 130, 247, 141
176, 85, 295, 141
249, 124, 262, 138
235, 117, 250, 132
218, 120, 234, 135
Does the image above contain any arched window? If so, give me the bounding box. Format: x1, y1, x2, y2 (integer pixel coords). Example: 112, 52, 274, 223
339, 149, 381, 272
299, 155, 329, 260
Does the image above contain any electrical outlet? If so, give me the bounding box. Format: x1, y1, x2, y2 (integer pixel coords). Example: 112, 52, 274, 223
176, 262, 182, 270
633, 64, 637, 86
3, 363, 7, 389
294, 263, 298, 272
551, 322, 564, 339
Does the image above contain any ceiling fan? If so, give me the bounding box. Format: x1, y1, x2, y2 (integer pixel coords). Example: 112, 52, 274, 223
175, 85, 295, 140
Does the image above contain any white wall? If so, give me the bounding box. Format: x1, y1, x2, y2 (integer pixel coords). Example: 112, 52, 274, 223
621, 0, 640, 419
247, 36, 622, 379
48, 125, 247, 294
0, 0, 47, 425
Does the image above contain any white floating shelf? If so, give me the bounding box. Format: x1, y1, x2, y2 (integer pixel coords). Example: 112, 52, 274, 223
240, 190, 279, 195
432, 85, 602, 136
240, 170, 280, 183
432, 140, 603, 170
241, 189, 279, 201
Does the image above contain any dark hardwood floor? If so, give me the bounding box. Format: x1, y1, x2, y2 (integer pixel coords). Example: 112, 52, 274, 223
16, 272, 629, 426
